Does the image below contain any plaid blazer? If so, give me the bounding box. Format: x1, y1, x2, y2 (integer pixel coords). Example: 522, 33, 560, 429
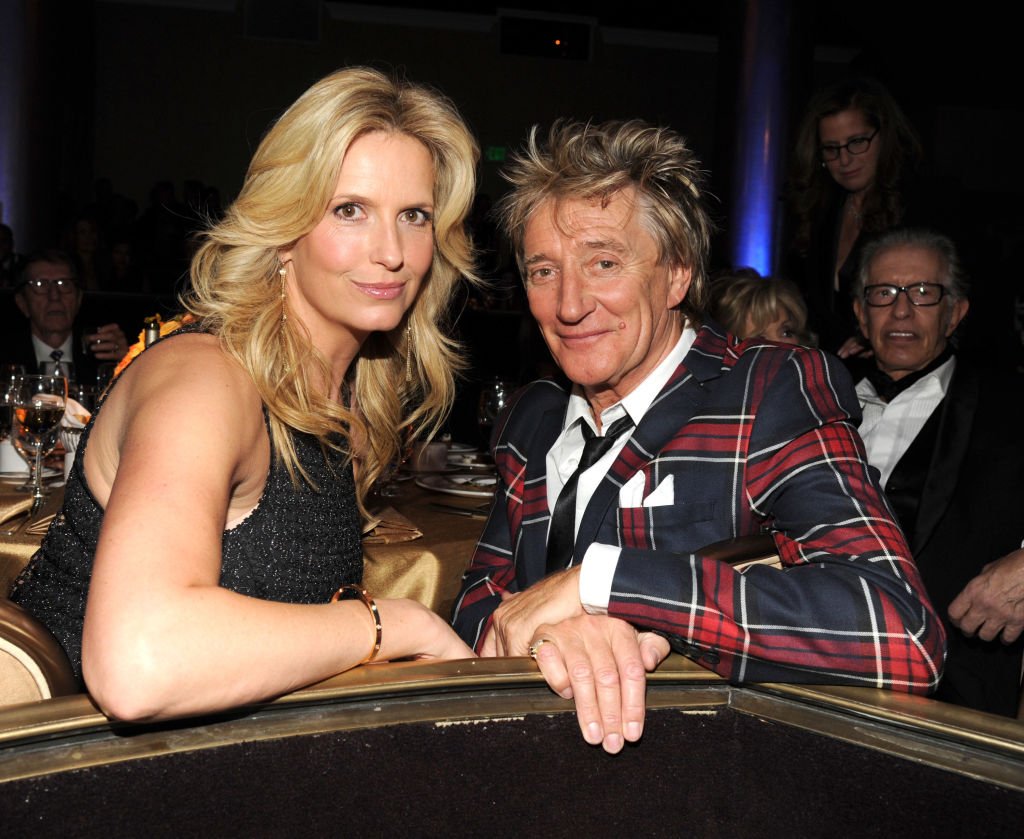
452, 323, 946, 693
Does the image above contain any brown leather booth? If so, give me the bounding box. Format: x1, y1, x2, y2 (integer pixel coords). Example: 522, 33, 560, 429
0, 599, 77, 705
1, 658, 1022, 837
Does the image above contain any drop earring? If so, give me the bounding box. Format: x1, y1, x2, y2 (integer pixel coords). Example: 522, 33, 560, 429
405, 321, 414, 382
279, 266, 287, 324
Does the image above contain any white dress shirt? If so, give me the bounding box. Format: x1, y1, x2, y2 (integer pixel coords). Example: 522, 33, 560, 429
543, 327, 697, 613
856, 356, 956, 487
30, 334, 74, 377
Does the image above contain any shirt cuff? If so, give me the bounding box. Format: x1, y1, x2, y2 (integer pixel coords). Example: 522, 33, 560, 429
579, 543, 621, 615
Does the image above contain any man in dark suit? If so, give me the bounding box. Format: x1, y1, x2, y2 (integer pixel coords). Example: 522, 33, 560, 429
451, 120, 945, 753
1, 249, 127, 384
852, 228, 1024, 717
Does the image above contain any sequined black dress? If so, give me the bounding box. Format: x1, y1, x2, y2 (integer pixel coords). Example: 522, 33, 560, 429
9, 329, 363, 683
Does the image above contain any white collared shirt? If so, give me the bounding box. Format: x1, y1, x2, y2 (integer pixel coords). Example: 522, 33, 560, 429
30, 334, 74, 375
856, 356, 956, 487
545, 327, 697, 611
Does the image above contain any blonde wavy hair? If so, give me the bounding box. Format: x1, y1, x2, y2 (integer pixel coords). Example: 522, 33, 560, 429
496, 119, 714, 322
184, 67, 479, 511
709, 270, 817, 347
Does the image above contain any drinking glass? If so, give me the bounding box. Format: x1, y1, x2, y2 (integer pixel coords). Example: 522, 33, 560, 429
39, 359, 76, 383
477, 378, 515, 449
11, 374, 68, 503
377, 428, 416, 498
96, 362, 117, 391
0, 364, 25, 444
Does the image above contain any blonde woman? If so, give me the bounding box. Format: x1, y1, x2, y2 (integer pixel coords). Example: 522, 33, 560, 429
710, 270, 817, 347
10, 67, 477, 720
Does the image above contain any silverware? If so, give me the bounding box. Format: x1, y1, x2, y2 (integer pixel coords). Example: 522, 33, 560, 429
429, 502, 488, 519
1, 501, 42, 537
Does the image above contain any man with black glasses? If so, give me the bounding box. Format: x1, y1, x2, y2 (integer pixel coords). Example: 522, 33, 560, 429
853, 227, 1024, 717
2, 249, 126, 383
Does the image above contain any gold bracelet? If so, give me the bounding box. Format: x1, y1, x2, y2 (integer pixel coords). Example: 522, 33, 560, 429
330, 584, 382, 664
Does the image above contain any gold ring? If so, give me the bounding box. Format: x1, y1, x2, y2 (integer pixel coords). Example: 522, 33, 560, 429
528, 638, 552, 659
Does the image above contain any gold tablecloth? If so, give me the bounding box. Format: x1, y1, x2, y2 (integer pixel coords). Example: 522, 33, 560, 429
363, 481, 485, 618
0, 477, 64, 594
1, 476, 485, 618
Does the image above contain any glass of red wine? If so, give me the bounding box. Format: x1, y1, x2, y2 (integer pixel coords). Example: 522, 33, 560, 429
11, 374, 68, 503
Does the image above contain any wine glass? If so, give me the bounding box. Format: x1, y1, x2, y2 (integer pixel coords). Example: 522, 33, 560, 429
477, 378, 515, 450
11, 374, 68, 505
377, 428, 416, 498
0, 364, 25, 446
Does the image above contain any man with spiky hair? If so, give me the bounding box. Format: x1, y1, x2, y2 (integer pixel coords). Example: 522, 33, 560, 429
452, 120, 945, 753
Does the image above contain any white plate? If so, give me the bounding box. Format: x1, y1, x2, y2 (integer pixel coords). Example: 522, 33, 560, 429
403, 464, 459, 475
446, 453, 494, 471
0, 467, 61, 479
448, 442, 478, 454
415, 473, 497, 498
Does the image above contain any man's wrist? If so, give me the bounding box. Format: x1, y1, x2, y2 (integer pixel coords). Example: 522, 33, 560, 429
578, 543, 621, 614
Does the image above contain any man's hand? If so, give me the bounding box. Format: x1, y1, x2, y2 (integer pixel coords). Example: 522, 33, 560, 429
480, 566, 585, 657
948, 549, 1024, 643
836, 335, 873, 360
529, 615, 670, 754
85, 323, 129, 361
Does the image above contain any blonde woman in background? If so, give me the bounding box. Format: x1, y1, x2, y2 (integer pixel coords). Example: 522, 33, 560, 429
710, 269, 817, 347
11, 67, 478, 720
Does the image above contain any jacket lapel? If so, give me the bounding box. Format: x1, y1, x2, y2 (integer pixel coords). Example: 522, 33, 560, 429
572, 324, 730, 560
516, 401, 569, 583
911, 360, 978, 556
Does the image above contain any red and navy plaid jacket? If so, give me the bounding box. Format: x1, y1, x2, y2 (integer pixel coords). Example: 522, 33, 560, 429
452, 323, 946, 693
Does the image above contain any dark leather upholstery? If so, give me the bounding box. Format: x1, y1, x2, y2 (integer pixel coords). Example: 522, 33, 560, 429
0, 598, 77, 705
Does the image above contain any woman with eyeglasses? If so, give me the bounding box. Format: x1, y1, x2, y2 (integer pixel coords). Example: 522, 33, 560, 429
786, 77, 926, 360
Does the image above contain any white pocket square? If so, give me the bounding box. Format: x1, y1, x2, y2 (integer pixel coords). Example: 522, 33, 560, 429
619, 473, 674, 508
643, 475, 674, 507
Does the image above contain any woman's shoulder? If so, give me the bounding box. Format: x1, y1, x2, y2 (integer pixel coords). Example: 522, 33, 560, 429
124, 330, 253, 393
105, 330, 264, 441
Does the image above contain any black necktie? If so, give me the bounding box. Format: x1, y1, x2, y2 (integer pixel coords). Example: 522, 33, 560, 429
50, 349, 63, 363
546, 414, 634, 573
864, 347, 953, 403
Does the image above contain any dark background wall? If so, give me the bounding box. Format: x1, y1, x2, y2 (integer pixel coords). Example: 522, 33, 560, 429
7, 1, 1021, 256
2, 0, 1021, 375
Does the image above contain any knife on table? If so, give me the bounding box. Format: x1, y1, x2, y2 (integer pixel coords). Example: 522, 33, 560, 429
429, 502, 488, 519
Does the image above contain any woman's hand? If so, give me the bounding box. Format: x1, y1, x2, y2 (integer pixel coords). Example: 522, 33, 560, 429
374, 598, 475, 662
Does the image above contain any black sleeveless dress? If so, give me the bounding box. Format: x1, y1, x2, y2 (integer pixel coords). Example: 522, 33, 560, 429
8, 328, 363, 683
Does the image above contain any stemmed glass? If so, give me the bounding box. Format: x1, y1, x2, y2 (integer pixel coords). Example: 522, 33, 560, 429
377, 427, 416, 498
0, 364, 26, 448
11, 374, 68, 506
477, 378, 515, 450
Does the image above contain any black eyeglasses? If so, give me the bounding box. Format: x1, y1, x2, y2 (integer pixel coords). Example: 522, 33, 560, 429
862, 283, 947, 307
820, 129, 879, 162
19, 278, 79, 296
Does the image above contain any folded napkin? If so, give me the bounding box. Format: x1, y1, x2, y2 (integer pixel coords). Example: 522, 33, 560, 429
24, 509, 57, 536
0, 494, 33, 528
59, 398, 91, 476
63, 398, 91, 429
362, 506, 423, 545
0, 493, 57, 535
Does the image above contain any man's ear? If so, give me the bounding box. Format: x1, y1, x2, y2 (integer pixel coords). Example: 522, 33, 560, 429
853, 297, 867, 334
14, 292, 29, 319
667, 263, 692, 310
945, 297, 970, 337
